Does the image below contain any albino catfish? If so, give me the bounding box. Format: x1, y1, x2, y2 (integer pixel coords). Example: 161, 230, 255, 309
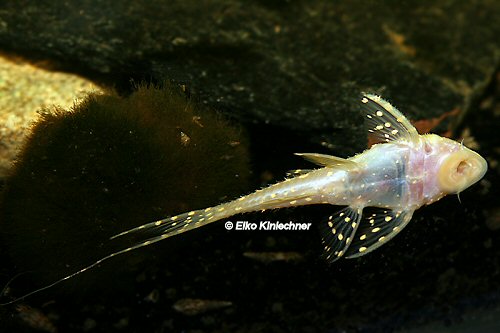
2, 94, 488, 303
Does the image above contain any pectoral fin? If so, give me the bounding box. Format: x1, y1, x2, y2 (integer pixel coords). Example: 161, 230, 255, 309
344, 208, 414, 258
320, 206, 363, 262
295, 153, 357, 169
360, 94, 419, 144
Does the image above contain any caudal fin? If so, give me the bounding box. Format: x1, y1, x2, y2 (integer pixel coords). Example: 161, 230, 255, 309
0, 208, 220, 305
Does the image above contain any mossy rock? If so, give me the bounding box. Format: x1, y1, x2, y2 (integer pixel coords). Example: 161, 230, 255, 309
0, 84, 250, 300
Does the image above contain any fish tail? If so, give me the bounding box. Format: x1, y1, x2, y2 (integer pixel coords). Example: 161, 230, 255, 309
110, 207, 220, 243
0, 208, 224, 305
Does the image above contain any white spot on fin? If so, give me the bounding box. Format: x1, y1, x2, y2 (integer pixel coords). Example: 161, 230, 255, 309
344, 208, 414, 259
360, 94, 419, 144
320, 206, 363, 262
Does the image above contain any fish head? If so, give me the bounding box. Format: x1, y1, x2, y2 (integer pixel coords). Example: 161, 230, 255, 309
425, 134, 487, 195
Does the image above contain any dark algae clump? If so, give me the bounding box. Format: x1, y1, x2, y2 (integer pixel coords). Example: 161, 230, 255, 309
0, 84, 250, 302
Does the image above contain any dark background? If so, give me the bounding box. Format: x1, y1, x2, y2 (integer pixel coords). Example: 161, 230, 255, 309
0, 1, 499, 332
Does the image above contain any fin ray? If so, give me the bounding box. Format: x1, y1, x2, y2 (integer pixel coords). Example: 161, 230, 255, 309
320, 206, 363, 262
286, 169, 313, 177
345, 208, 414, 258
361, 94, 419, 144
111, 209, 210, 241
295, 153, 357, 169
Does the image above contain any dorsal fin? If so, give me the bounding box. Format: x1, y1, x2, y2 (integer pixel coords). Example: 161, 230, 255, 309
294, 153, 357, 169
360, 94, 419, 144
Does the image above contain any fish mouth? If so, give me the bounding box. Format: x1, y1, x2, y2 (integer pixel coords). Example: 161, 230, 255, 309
438, 149, 488, 194
457, 151, 487, 183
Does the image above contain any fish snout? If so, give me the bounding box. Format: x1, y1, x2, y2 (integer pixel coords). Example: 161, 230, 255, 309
437, 149, 487, 194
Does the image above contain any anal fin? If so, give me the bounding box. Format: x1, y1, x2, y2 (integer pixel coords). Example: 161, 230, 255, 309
321, 206, 363, 262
